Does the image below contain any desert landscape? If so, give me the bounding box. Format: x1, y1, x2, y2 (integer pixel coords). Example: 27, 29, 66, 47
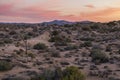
1, 0, 120, 80
0, 20, 120, 80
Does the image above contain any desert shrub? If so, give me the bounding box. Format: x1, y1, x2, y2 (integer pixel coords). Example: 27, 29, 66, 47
0, 61, 13, 71
9, 31, 17, 35
60, 61, 70, 66
89, 65, 98, 70
64, 53, 72, 58
64, 44, 78, 50
50, 50, 61, 58
51, 30, 59, 36
33, 43, 47, 50
38, 67, 63, 80
28, 52, 35, 58
65, 37, 71, 42
107, 21, 116, 27
33, 66, 85, 80
54, 41, 67, 46
62, 66, 85, 80
118, 49, 120, 54
80, 37, 94, 41
109, 27, 120, 32
49, 35, 71, 43
0, 41, 5, 46
49, 36, 62, 42
27, 32, 35, 37
15, 42, 21, 47
3, 38, 12, 44
47, 61, 54, 64
106, 46, 112, 52
48, 48, 61, 57
90, 49, 109, 63
0, 33, 5, 37
14, 49, 24, 55
81, 26, 91, 31
64, 24, 73, 27
80, 41, 92, 47
92, 45, 103, 50
23, 34, 31, 40
90, 24, 100, 30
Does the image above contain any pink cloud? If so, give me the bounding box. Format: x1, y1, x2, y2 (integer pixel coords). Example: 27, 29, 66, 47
80, 8, 120, 22
0, 3, 120, 23
0, 4, 13, 14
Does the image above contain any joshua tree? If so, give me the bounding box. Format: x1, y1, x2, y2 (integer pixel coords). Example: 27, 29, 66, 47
23, 37, 28, 54
19, 28, 29, 54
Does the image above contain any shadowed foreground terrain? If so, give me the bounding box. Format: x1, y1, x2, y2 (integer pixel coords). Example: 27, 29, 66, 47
0, 21, 120, 80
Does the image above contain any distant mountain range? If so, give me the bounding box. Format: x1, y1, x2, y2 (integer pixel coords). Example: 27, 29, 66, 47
0, 20, 94, 25
41, 20, 74, 25
41, 20, 93, 25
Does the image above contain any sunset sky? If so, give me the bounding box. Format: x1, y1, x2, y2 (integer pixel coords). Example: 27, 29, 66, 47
0, 0, 120, 23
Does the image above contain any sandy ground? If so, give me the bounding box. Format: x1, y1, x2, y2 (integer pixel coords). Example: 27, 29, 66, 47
27, 31, 50, 47
0, 31, 50, 54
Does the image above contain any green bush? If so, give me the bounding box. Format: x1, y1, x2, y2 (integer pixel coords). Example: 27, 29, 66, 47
90, 49, 109, 63
64, 45, 78, 50
34, 66, 85, 80
80, 37, 94, 41
9, 31, 17, 35
106, 46, 112, 52
54, 41, 67, 46
50, 51, 60, 58
107, 21, 116, 26
23, 34, 31, 40
60, 62, 70, 66
0, 41, 5, 46
3, 38, 12, 44
28, 52, 35, 58
0, 61, 13, 71
49, 35, 71, 43
51, 30, 59, 36
118, 49, 120, 54
80, 41, 92, 47
90, 24, 100, 30
81, 26, 91, 31
62, 66, 85, 80
49, 36, 62, 42
33, 43, 47, 50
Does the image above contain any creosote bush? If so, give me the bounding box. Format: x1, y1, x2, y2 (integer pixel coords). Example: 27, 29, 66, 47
31, 66, 85, 80
81, 26, 91, 31
49, 36, 63, 42
33, 43, 47, 50
27, 52, 35, 58
90, 49, 109, 63
106, 46, 112, 52
80, 41, 92, 47
51, 30, 59, 36
62, 66, 85, 80
0, 41, 5, 46
3, 38, 13, 44
0, 61, 13, 71
50, 50, 61, 58
64, 44, 78, 50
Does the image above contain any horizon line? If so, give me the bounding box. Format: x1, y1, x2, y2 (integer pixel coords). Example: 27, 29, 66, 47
0, 19, 119, 24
